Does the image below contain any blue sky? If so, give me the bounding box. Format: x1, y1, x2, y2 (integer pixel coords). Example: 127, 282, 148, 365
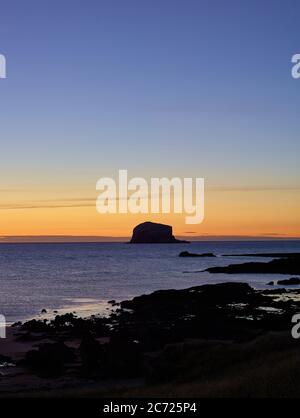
0, 0, 299, 198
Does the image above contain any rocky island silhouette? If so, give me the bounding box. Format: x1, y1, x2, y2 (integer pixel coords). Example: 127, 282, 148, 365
129, 221, 189, 244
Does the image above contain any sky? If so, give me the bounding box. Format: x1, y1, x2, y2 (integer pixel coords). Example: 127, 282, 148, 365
0, 0, 300, 240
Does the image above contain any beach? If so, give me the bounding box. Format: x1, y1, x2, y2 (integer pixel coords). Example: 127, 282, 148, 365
1, 253, 300, 398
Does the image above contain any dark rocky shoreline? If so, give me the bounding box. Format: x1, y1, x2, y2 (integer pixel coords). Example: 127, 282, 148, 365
4, 281, 300, 387
2, 252, 300, 397
206, 253, 300, 275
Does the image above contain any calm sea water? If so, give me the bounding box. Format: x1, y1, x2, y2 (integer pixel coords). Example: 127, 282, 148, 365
0, 241, 300, 323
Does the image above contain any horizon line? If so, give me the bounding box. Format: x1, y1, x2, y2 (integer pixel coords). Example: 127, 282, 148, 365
0, 234, 300, 243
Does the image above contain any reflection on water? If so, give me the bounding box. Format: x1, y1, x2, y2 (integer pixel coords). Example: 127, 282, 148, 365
0, 240, 299, 322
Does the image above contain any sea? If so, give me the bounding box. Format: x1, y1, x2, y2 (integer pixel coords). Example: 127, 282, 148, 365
0, 240, 299, 323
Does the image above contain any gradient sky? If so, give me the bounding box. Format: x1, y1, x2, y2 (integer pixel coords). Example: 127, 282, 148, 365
0, 0, 300, 239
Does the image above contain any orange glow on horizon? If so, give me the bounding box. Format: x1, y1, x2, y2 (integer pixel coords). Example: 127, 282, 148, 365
0, 188, 300, 241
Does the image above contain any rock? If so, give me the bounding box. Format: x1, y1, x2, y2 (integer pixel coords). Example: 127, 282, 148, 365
206, 257, 300, 275
79, 332, 104, 369
267, 281, 274, 286
179, 251, 216, 257
23, 342, 76, 376
41, 309, 47, 314
105, 336, 143, 378
21, 319, 50, 333
277, 277, 300, 286
52, 313, 76, 328
121, 282, 255, 315
129, 222, 188, 244
0, 354, 12, 364
119, 282, 283, 344
108, 300, 116, 304
17, 281, 300, 383
223, 253, 300, 258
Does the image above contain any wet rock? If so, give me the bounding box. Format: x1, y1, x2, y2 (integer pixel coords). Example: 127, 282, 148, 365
11, 321, 22, 327
0, 354, 12, 364
52, 313, 76, 327
277, 277, 300, 286
267, 281, 274, 286
79, 332, 104, 369
21, 319, 50, 333
23, 342, 76, 377
18, 281, 300, 382
223, 253, 300, 258
206, 257, 300, 275
117, 281, 300, 346
121, 282, 255, 314
179, 251, 216, 257
105, 335, 144, 377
